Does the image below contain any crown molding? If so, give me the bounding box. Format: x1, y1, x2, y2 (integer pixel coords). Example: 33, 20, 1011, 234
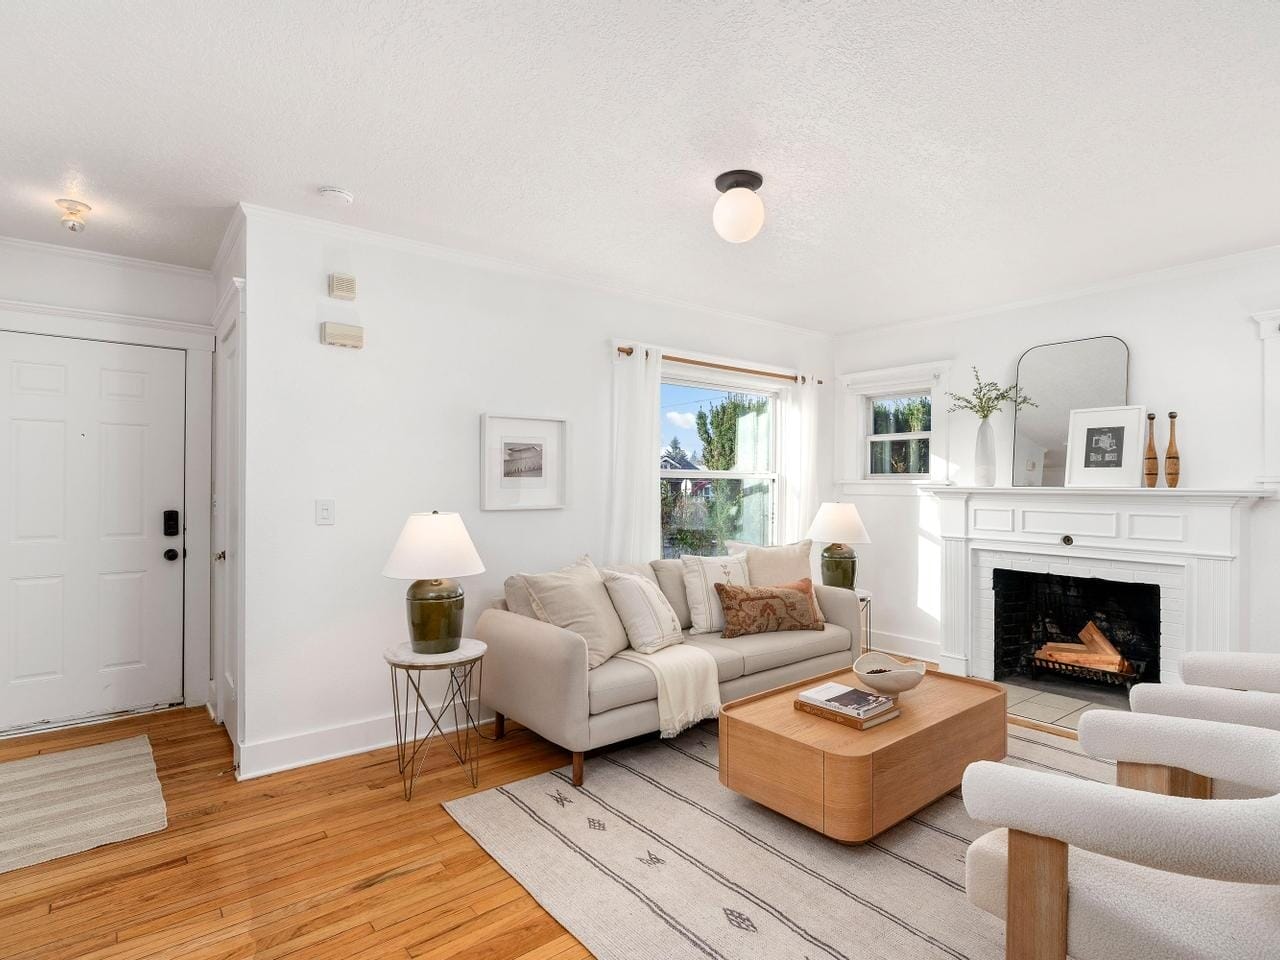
211, 207, 247, 283
237, 203, 830, 341
845, 241, 1280, 339
0, 234, 213, 281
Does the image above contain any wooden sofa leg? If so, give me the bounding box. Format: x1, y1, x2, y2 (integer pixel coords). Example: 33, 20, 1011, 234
1007, 829, 1067, 960
492, 712, 506, 740
1117, 761, 1211, 798
572, 752, 584, 786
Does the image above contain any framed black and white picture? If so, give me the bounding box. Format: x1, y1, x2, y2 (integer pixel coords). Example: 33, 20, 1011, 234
1064, 405, 1146, 487
480, 414, 567, 509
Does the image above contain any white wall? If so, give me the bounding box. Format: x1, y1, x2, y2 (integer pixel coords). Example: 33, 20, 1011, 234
0, 236, 214, 326
236, 207, 835, 776
833, 246, 1280, 664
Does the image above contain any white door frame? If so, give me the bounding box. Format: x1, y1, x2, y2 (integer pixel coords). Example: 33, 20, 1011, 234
211, 280, 246, 760
0, 301, 215, 713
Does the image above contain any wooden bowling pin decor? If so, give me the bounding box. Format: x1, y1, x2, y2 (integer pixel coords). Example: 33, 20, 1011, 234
1164, 412, 1181, 488
1144, 413, 1159, 488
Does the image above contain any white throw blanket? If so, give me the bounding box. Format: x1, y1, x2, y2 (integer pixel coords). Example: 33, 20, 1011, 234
615, 644, 720, 737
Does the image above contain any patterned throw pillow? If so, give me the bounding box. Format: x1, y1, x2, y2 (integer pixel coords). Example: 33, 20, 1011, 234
714, 578, 825, 639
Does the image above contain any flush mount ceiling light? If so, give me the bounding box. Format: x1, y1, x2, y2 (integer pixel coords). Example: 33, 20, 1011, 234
56, 198, 91, 233
318, 186, 354, 206
712, 170, 764, 243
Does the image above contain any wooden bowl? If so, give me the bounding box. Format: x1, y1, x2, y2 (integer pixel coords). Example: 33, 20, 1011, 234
853, 652, 926, 696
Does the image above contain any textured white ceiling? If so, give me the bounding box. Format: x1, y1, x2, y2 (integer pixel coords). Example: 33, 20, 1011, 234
2, 2, 1279, 332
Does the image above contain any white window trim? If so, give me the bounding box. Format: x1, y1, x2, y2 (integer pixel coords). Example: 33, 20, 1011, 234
659, 365, 783, 547
838, 360, 951, 488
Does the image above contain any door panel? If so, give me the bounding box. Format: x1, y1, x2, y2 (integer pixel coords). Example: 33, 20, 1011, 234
1, 332, 186, 730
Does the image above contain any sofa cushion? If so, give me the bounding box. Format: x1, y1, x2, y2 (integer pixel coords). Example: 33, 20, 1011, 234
602, 569, 683, 654
587, 633, 745, 715
506, 556, 628, 669
727, 540, 825, 620
602, 562, 660, 586
681, 553, 750, 634
650, 559, 692, 629
713, 624, 852, 675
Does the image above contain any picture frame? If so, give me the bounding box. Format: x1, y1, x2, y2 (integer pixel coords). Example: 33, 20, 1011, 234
480, 414, 567, 510
1064, 405, 1147, 487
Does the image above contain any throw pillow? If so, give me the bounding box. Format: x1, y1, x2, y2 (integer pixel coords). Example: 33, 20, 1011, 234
680, 553, 750, 635
715, 579, 825, 639
650, 559, 693, 629
602, 569, 684, 654
505, 556, 628, 669
728, 540, 824, 621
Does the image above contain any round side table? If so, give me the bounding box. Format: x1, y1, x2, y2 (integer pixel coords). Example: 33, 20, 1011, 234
384, 638, 486, 800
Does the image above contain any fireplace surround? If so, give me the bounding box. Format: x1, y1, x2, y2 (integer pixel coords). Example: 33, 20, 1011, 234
924, 486, 1269, 680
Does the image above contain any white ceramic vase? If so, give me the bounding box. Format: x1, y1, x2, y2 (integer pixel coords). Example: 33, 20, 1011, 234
974, 417, 996, 487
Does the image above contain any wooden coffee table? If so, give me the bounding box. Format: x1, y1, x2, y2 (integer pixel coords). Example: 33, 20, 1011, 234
719, 668, 1006, 842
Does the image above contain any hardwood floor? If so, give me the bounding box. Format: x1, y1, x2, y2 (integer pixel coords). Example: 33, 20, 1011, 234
0, 708, 591, 960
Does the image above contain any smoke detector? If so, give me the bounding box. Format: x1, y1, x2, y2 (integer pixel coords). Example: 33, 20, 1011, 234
318, 186, 354, 207
56, 199, 91, 233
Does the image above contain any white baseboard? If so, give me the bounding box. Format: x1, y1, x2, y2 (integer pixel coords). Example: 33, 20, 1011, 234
866, 629, 943, 665
236, 697, 487, 781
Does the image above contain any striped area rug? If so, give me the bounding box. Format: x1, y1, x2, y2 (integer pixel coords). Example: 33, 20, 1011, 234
0, 735, 167, 874
446, 723, 1111, 960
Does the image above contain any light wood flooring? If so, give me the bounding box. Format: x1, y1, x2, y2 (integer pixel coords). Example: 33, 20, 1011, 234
0, 708, 589, 960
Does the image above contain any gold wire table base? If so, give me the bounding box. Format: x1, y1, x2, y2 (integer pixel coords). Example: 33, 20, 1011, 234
388, 655, 483, 799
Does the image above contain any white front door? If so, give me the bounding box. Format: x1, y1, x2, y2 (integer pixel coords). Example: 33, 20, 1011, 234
1, 332, 186, 730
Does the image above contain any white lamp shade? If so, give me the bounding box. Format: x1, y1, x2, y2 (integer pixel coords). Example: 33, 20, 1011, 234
807, 502, 871, 545
712, 187, 764, 243
381, 512, 485, 580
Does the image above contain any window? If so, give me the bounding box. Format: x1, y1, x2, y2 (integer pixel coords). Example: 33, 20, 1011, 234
840, 361, 950, 483
868, 392, 931, 475
658, 379, 778, 557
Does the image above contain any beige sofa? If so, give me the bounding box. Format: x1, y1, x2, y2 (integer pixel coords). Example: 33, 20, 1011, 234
477, 558, 860, 783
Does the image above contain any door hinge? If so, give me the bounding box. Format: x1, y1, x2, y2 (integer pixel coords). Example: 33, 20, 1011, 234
213, 550, 227, 562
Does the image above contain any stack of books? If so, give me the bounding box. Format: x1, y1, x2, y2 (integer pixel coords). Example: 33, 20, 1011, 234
794, 681, 900, 730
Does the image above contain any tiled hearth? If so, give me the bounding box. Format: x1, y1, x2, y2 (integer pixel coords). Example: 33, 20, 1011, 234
999, 679, 1124, 731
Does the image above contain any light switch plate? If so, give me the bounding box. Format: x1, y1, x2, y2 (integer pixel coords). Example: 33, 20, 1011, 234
315, 499, 336, 525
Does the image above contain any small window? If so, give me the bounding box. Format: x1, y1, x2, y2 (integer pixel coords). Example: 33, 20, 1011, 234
868, 392, 932, 475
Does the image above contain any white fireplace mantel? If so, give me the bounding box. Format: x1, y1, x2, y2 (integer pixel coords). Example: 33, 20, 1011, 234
922, 485, 1272, 678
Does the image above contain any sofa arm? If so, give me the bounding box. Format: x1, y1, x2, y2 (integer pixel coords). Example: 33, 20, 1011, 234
815, 585, 861, 649
476, 608, 591, 752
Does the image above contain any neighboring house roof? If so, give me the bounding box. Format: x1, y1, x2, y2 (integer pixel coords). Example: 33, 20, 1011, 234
660, 449, 699, 471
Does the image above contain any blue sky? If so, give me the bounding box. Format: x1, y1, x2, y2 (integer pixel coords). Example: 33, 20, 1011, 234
659, 383, 733, 462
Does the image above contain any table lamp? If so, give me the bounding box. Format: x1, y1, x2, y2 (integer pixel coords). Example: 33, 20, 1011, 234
382, 511, 485, 654
807, 502, 871, 590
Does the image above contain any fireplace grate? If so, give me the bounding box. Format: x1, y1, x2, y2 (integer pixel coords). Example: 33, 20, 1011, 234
1027, 654, 1145, 689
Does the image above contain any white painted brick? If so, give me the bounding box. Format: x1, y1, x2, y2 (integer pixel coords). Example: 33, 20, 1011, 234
1160, 598, 1185, 613
1106, 569, 1135, 582
1048, 563, 1072, 576
1162, 610, 1185, 625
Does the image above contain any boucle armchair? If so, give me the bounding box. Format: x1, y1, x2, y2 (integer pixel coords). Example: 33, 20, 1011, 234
1130, 651, 1280, 798
963, 711, 1280, 960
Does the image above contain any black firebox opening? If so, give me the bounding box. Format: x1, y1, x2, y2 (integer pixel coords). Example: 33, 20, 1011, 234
992, 569, 1160, 688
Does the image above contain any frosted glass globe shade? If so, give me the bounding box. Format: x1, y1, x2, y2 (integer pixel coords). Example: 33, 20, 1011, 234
712, 187, 764, 243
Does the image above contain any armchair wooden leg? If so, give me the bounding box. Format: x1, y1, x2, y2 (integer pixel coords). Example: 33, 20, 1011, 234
571, 752, 584, 786
492, 712, 506, 740
1007, 829, 1068, 960
1117, 761, 1211, 798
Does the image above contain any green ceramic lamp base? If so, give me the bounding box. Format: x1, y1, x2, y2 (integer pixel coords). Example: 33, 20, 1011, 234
820, 543, 858, 590
406, 578, 464, 654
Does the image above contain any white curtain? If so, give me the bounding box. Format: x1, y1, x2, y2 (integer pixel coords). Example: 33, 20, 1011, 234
606, 343, 663, 564
781, 374, 821, 543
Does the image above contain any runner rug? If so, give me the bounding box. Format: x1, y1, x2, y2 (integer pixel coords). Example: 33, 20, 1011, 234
445, 723, 1111, 960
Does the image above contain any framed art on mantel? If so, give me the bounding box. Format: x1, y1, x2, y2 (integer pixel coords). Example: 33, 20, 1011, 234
480, 414, 567, 510
1064, 405, 1146, 487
